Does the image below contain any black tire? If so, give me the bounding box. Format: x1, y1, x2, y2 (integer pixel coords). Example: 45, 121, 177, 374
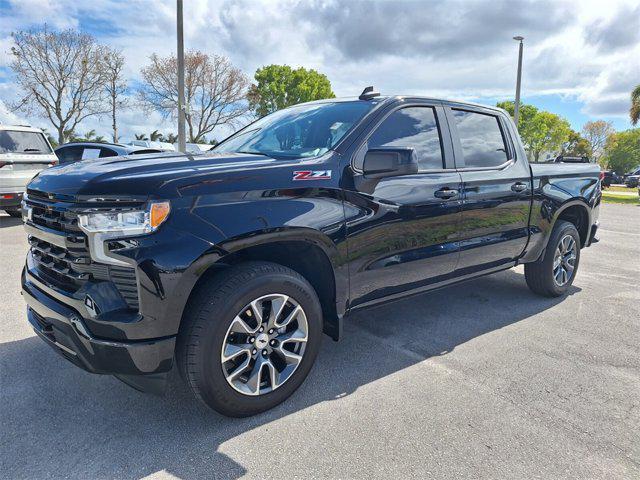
4, 209, 21, 218
176, 261, 323, 417
525, 220, 581, 297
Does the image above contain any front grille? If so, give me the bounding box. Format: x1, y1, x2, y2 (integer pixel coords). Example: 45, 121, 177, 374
25, 195, 139, 310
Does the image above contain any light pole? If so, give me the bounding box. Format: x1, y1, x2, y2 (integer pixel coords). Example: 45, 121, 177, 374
176, 0, 186, 153
513, 36, 524, 128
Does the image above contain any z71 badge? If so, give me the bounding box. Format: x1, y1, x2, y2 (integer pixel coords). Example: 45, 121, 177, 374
292, 170, 332, 181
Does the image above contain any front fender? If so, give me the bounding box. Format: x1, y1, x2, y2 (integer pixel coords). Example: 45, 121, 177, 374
163, 189, 349, 336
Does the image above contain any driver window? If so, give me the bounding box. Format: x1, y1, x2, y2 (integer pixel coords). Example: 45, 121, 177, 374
364, 106, 444, 171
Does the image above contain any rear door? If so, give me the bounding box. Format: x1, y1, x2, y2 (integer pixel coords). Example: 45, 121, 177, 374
344, 101, 462, 307
445, 104, 531, 273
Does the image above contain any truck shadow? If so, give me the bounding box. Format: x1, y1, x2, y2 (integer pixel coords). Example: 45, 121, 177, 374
1, 268, 579, 479
0, 214, 23, 229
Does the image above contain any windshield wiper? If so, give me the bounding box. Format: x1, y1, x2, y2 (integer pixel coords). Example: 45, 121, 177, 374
235, 151, 270, 157
22, 148, 42, 153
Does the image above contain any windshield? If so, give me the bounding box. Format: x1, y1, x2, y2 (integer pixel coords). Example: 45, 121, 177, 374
214, 101, 374, 159
0, 130, 52, 154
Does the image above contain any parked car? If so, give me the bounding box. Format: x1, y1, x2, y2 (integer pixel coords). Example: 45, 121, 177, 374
601, 170, 622, 187
21, 91, 601, 417
128, 140, 176, 151
0, 125, 57, 217
624, 166, 640, 188
54, 142, 163, 164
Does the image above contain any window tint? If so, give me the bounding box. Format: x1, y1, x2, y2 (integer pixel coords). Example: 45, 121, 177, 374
367, 107, 444, 170
99, 148, 118, 158
55, 146, 83, 164
452, 110, 508, 168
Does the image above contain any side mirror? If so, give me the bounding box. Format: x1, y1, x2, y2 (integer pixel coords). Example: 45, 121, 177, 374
362, 147, 418, 179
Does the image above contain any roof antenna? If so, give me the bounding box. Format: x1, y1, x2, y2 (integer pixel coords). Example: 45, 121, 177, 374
359, 86, 380, 100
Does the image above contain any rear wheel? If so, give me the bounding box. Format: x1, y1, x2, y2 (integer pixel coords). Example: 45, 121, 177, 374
176, 261, 322, 417
525, 220, 581, 297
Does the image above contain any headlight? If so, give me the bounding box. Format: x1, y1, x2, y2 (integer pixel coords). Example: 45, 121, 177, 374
78, 201, 170, 236
77, 201, 171, 267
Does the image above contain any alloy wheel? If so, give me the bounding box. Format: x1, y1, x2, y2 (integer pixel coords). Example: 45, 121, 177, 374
220, 294, 309, 396
552, 234, 577, 286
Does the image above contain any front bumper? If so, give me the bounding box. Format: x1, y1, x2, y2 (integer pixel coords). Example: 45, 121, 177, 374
22, 269, 175, 379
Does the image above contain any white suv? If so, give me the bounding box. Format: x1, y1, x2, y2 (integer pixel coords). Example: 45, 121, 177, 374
0, 125, 57, 217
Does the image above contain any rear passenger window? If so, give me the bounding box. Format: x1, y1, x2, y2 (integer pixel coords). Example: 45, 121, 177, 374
368, 106, 444, 171
55, 146, 83, 164
99, 148, 118, 158
452, 110, 508, 168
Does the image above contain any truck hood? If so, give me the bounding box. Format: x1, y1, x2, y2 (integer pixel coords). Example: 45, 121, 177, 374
27, 152, 283, 200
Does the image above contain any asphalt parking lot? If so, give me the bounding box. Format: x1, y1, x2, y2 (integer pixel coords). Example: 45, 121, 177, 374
1, 204, 638, 479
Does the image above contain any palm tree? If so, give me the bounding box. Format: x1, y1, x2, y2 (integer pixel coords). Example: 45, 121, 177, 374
149, 130, 164, 141
631, 85, 640, 125
165, 133, 178, 143
85, 130, 97, 140
63, 128, 81, 143
134, 133, 149, 141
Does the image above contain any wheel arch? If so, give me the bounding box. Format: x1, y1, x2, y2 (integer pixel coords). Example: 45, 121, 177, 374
554, 201, 590, 247
520, 198, 593, 264
178, 228, 344, 341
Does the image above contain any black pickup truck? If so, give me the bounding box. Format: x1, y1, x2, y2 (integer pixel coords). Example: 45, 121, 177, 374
21, 90, 601, 416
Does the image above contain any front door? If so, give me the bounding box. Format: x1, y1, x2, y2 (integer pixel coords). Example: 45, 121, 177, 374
445, 105, 531, 273
343, 102, 462, 308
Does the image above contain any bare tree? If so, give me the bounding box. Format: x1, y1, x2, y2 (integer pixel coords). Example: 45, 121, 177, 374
103, 48, 128, 143
10, 27, 108, 145
582, 120, 615, 164
138, 51, 250, 143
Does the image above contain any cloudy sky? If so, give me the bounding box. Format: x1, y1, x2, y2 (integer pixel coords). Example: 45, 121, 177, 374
0, 0, 638, 142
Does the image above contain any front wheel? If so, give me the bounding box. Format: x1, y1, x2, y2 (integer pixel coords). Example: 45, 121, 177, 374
176, 261, 323, 417
525, 220, 581, 297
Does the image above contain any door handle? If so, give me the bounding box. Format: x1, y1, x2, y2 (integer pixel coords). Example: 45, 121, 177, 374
434, 188, 459, 199
511, 182, 528, 192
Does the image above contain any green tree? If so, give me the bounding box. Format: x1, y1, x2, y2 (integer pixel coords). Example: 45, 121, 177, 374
496, 100, 539, 130
562, 130, 592, 158
631, 85, 640, 125
134, 133, 148, 141
248, 65, 335, 117
603, 129, 640, 174
527, 112, 572, 162
496, 101, 571, 162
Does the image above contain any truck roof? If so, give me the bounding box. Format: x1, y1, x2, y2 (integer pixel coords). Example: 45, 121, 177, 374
296, 95, 508, 115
